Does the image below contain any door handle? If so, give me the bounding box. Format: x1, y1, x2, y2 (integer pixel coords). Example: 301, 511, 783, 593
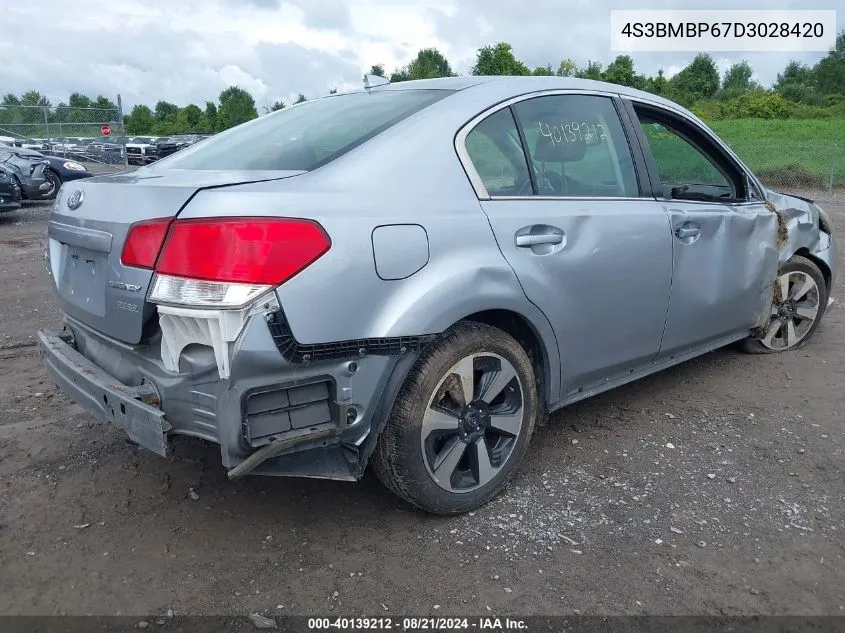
516, 233, 564, 247
674, 226, 700, 239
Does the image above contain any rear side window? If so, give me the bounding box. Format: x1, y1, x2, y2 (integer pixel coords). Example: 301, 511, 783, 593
158, 90, 452, 171
465, 109, 532, 196
513, 95, 639, 197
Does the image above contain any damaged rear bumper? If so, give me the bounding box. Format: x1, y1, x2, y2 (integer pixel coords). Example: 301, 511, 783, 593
37, 312, 412, 481
38, 329, 171, 456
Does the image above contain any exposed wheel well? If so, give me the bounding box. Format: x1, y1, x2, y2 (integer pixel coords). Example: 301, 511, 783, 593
794, 247, 832, 292
460, 309, 549, 412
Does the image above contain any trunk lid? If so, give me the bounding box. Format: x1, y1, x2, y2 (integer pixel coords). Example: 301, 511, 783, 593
47, 168, 304, 344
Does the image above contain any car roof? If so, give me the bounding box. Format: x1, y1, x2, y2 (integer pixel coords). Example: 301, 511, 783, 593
344, 75, 694, 119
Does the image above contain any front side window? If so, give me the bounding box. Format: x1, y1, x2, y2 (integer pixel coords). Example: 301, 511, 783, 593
158, 89, 452, 172
512, 95, 639, 197
636, 112, 739, 201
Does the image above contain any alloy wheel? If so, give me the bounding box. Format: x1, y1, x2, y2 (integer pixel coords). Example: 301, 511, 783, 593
420, 352, 524, 493
760, 270, 820, 350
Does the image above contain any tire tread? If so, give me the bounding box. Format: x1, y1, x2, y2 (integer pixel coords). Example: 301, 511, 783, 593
372, 321, 538, 514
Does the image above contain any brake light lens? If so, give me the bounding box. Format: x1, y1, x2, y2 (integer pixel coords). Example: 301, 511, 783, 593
156, 217, 330, 284
145, 217, 331, 308
121, 218, 172, 269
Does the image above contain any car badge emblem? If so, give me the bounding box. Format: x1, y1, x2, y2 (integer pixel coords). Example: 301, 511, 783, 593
108, 281, 143, 292
66, 189, 84, 210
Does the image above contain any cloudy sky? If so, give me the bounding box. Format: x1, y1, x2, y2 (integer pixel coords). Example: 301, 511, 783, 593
1, 0, 842, 111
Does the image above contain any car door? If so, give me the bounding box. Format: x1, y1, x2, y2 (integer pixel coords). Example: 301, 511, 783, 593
460, 92, 674, 401
624, 100, 779, 360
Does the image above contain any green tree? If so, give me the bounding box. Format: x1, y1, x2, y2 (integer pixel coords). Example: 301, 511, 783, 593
152, 100, 179, 134
602, 55, 645, 89
21, 91, 51, 107
398, 48, 455, 81
532, 64, 555, 76
125, 104, 155, 134
267, 100, 286, 112
154, 100, 179, 122
574, 61, 603, 80
68, 93, 92, 109
775, 61, 816, 103
645, 69, 668, 96
92, 95, 117, 111
182, 104, 203, 130
204, 102, 218, 132
813, 30, 845, 96
471, 42, 530, 76
329, 87, 338, 94
556, 59, 577, 77
2, 94, 21, 106
294, 93, 307, 104
667, 54, 720, 107
61, 93, 94, 125
369, 64, 386, 78
217, 86, 258, 130
720, 61, 760, 99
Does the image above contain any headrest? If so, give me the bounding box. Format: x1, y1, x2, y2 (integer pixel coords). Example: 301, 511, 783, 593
533, 129, 586, 163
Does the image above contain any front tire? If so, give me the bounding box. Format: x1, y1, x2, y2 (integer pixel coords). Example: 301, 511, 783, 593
41, 170, 62, 201
372, 322, 539, 514
740, 255, 828, 354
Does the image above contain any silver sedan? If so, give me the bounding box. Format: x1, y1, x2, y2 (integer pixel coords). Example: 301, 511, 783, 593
38, 75, 837, 514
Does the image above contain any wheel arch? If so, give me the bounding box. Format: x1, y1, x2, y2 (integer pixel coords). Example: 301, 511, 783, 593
458, 308, 555, 415
360, 305, 560, 474
793, 247, 832, 293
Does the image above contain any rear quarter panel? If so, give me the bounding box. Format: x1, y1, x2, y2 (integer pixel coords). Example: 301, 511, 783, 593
179, 87, 562, 401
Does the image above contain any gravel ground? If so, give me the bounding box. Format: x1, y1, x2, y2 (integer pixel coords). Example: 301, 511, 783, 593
0, 199, 843, 618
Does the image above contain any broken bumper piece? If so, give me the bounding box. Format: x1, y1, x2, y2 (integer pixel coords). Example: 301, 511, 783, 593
36, 313, 405, 482
38, 329, 171, 456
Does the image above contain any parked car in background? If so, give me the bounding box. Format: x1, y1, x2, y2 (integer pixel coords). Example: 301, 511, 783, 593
16, 139, 50, 151
0, 165, 22, 212
155, 134, 206, 158
0, 146, 51, 200
86, 140, 125, 165
45, 139, 91, 162
38, 76, 837, 514
126, 137, 160, 165
0, 146, 92, 200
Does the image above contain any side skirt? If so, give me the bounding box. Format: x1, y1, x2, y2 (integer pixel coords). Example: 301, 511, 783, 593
552, 331, 748, 412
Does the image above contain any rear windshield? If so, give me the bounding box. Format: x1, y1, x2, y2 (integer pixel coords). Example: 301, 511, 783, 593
158, 89, 452, 171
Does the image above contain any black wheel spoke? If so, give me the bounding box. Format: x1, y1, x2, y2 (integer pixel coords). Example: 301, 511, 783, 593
762, 270, 819, 351
421, 352, 524, 494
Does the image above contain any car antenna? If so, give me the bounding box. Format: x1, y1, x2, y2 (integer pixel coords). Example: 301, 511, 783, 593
363, 74, 390, 90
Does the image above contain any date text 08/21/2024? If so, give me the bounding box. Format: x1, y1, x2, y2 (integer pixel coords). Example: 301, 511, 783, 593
306, 616, 528, 631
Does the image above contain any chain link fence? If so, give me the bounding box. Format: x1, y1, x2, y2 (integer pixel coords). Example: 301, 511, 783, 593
719, 136, 843, 204
0, 99, 128, 174
1, 96, 840, 203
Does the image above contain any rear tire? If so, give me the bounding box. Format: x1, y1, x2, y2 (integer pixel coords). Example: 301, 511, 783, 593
739, 255, 827, 354
372, 321, 539, 515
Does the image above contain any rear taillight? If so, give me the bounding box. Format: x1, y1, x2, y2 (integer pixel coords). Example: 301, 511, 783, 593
121, 218, 172, 269
156, 217, 330, 284
142, 217, 331, 308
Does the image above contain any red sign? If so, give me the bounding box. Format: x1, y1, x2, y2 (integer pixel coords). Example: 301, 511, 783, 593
100, 124, 111, 137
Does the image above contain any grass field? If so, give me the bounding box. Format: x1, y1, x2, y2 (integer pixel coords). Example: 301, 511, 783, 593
706, 119, 844, 189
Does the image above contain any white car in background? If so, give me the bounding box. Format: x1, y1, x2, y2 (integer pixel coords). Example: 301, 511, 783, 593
126, 136, 160, 165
